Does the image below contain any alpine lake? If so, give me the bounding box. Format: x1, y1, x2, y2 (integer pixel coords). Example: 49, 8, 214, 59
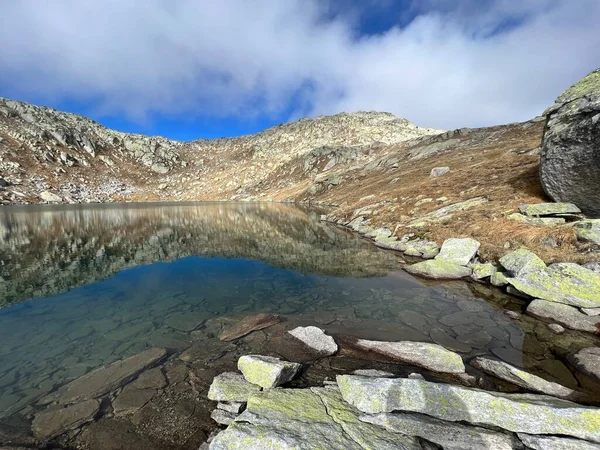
1, 202, 599, 449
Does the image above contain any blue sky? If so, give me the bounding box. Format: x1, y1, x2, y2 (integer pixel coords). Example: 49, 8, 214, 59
1, 0, 599, 141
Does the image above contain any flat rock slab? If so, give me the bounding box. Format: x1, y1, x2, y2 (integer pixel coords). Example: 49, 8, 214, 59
408, 197, 488, 228
576, 220, 600, 246
569, 348, 600, 383
519, 203, 581, 216
471, 357, 581, 400
518, 433, 600, 450
405, 259, 472, 280
33, 399, 100, 439
435, 238, 480, 265
219, 314, 281, 341
288, 326, 338, 356
132, 367, 167, 389
164, 311, 212, 332
471, 263, 497, 280
208, 372, 261, 402
508, 213, 566, 226
238, 355, 301, 389
44, 347, 166, 405
354, 339, 465, 374
403, 239, 439, 259
527, 299, 598, 333
508, 263, 600, 308
361, 412, 517, 450
499, 249, 546, 277
337, 375, 600, 443
112, 386, 156, 416
209, 387, 422, 450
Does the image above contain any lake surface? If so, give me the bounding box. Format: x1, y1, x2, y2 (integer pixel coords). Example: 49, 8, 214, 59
0, 202, 598, 448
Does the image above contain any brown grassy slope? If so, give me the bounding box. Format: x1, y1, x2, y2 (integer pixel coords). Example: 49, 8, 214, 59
265, 121, 596, 264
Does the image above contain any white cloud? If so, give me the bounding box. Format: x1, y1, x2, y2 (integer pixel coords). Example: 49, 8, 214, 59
0, 0, 598, 130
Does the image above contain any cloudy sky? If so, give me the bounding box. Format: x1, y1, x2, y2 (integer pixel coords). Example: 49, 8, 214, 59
1, 0, 599, 139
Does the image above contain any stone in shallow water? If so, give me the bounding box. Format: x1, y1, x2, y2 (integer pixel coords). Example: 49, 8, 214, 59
207, 372, 261, 402
288, 326, 338, 356
455, 330, 491, 347
132, 367, 167, 389
43, 347, 166, 405
219, 314, 281, 341
569, 347, 600, 383
337, 375, 600, 442
164, 311, 211, 332
471, 357, 581, 400
361, 412, 517, 450
526, 299, 598, 333
429, 328, 472, 353
519, 202, 581, 217
499, 248, 546, 277
353, 339, 465, 374
517, 433, 600, 450
405, 259, 472, 280
435, 238, 480, 265
238, 355, 301, 389
33, 399, 100, 439
508, 263, 600, 308
209, 387, 422, 450
112, 385, 156, 416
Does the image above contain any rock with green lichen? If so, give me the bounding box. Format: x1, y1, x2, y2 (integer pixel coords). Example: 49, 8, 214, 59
517, 433, 600, 450
353, 339, 465, 374
526, 299, 599, 333
238, 355, 301, 389
403, 238, 439, 259
208, 372, 261, 402
471, 357, 584, 401
405, 259, 472, 280
337, 375, 600, 442
507, 263, 600, 308
576, 219, 600, 246
408, 197, 488, 228
519, 203, 581, 217
507, 213, 566, 226
209, 387, 422, 450
490, 271, 509, 286
361, 412, 518, 450
541, 68, 600, 217
435, 238, 480, 265
470, 263, 497, 280
499, 249, 546, 278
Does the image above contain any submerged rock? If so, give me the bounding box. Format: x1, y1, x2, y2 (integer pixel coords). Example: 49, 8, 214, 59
219, 313, 281, 341
526, 299, 598, 333
435, 238, 480, 266
471, 357, 581, 400
508, 263, 600, 308
405, 259, 472, 280
337, 375, 600, 442
361, 412, 517, 450
112, 385, 156, 416
33, 399, 100, 439
540, 68, 600, 217
207, 372, 261, 402
353, 339, 465, 374
288, 326, 338, 356
238, 355, 301, 389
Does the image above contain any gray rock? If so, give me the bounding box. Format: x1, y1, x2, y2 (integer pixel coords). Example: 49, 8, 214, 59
408, 197, 489, 228
132, 367, 167, 389
583, 261, 600, 274
33, 399, 100, 439
508, 263, 600, 308
288, 326, 338, 356
209, 387, 422, 450
361, 412, 517, 450
353, 339, 465, 374
43, 347, 166, 405
112, 385, 156, 416
499, 249, 546, 277
527, 299, 598, 333
39, 190, 62, 203
471, 357, 581, 400
238, 355, 301, 389
403, 239, 439, 259
519, 203, 581, 216
207, 372, 261, 402
569, 347, 600, 383
211, 408, 237, 425
352, 369, 395, 378
405, 259, 472, 280
507, 213, 566, 226
455, 331, 491, 347
547, 323, 566, 334
582, 307, 600, 316
217, 401, 245, 414
429, 328, 472, 353
576, 220, 600, 246
518, 433, 600, 450
490, 271, 509, 286
540, 68, 600, 217
470, 263, 497, 280
430, 166, 450, 177
337, 375, 600, 442
435, 238, 480, 265
150, 162, 169, 174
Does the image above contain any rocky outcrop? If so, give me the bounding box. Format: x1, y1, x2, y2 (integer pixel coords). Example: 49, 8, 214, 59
540, 68, 600, 217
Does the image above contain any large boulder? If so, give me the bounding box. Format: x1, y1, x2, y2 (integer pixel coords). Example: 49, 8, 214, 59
540, 68, 600, 217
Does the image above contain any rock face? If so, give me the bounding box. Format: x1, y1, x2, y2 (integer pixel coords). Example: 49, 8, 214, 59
337, 375, 600, 442
237, 355, 301, 389
540, 68, 600, 217
353, 340, 465, 374
288, 326, 338, 356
